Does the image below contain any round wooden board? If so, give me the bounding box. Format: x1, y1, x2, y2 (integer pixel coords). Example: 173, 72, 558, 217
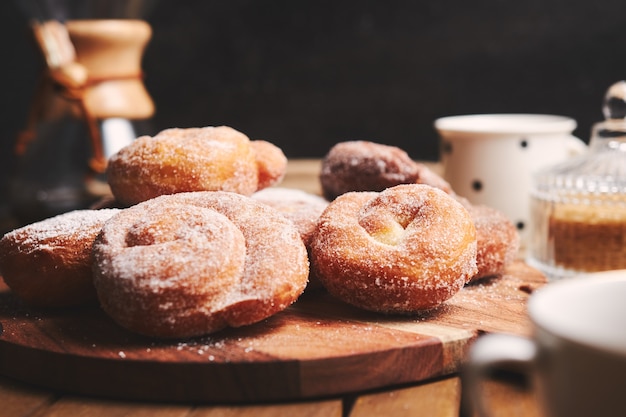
0, 261, 545, 403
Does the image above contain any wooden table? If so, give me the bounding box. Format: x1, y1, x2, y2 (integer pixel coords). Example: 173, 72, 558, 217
0, 160, 546, 417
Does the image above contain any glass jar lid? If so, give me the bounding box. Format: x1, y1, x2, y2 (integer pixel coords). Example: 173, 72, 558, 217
532, 81, 626, 204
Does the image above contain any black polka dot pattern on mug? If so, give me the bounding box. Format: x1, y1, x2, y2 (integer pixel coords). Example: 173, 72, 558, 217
472, 180, 483, 192
519, 138, 529, 148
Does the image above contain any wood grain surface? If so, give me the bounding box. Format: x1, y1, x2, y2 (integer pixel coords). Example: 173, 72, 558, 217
0, 261, 544, 404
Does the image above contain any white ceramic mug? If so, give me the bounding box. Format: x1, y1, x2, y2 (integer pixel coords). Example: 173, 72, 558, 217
464, 271, 626, 417
435, 114, 586, 244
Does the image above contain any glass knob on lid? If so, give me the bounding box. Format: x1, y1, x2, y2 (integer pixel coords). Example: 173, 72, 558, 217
528, 81, 626, 279
603, 80, 626, 120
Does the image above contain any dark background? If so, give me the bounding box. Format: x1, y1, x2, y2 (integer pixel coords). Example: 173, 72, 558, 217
1, 0, 625, 216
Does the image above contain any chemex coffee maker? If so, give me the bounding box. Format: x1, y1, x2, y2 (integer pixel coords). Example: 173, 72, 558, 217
9, 0, 157, 224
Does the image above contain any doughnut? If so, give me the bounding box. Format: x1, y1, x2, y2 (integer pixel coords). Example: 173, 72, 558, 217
250, 140, 288, 190
92, 191, 309, 338
458, 198, 520, 281
318, 140, 519, 281
309, 184, 477, 313
0, 209, 120, 307
106, 126, 287, 206
320, 141, 453, 200
251, 187, 329, 247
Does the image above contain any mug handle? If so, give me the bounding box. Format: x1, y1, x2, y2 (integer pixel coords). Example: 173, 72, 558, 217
567, 135, 587, 157
463, 333, 537, 417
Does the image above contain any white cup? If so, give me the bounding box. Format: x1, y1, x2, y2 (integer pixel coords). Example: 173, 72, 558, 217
435, 114, 586, 244
464, 271, 626, 417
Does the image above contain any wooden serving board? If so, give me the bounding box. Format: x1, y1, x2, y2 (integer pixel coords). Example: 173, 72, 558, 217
0, 261, 545, 404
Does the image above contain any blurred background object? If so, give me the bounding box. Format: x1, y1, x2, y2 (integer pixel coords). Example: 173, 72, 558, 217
1, 0, 625, 230
2, 0, 156, 227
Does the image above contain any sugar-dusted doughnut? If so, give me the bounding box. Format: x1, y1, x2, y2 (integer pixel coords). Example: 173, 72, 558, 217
106, 126, 287, 206
0, 209, 120, 307
459, 199, 520, 281
92, 191, 309, 338
310, 184, 477, 313
320, 141, 453, 200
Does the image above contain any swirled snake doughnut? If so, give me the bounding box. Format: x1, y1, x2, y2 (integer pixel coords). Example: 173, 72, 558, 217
92, 191, 309, 338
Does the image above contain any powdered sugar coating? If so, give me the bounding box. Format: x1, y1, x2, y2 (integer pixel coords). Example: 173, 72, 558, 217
93, 191, 309, 338
310, 184, 477, 313
106, 126, 260, 206
0, 209, 120, 307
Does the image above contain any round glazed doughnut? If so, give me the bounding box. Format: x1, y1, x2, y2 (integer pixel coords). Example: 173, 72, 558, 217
320, 141, 453, 200
459, 199, 520, 281
106, 126, 287, 206
310, 184, 477, 313
250, 140, 288, 190
0, 209, 120, 307
251, 187, 329, 247
92, 191, 309, 338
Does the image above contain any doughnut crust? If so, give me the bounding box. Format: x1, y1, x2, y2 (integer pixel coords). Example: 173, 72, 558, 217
106, 126, 287, 206
0, 209, 120, 307
92, 191, 309, 338
320, 141, 453, 200
310, 184, 477, 313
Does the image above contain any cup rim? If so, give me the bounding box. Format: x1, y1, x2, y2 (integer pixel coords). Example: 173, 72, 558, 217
434, 113, 577, 135
529, 271, 626, 356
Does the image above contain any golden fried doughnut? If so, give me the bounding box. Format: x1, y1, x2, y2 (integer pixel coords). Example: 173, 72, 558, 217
106, 126, 287, 206
250, 140, 288, 190
459, 199, 520, 281
0, 209, 120, 307
92, 191, 309, 338
320, 141, 453, 200
310, 184, 477, 313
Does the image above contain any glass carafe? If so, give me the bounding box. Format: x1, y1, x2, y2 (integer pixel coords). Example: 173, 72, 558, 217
8, 0, 156, 225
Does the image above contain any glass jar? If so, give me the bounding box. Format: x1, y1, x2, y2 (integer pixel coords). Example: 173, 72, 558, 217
527, 81, 626, 279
